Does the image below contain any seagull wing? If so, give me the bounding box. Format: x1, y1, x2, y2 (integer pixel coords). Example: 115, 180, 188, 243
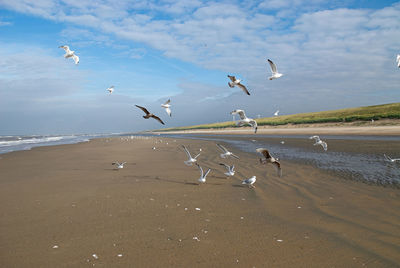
204, 168, 211, 178
59, 45, 70, 53
272, 161, 282, 177
231, 153, 240, 159
237, 83, 250, 95
227, 75, 236, 82
321, 141, 328, 151
181, 145, 192, 158
216, 143, 229, 153
256, 148, 271, 159
72, 54, 79, 64
151, 114, 165, 125
267, 59, 277, 73
196, 163, 204, 177
164, 99, 171, 105
165, 107, 172, 117
135, 105, 150, 115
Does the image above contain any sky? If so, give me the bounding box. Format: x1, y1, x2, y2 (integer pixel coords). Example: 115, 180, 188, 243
0, 0, 399, 135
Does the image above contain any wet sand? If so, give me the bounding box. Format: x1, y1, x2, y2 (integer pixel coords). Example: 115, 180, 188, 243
0, 136, 400, 267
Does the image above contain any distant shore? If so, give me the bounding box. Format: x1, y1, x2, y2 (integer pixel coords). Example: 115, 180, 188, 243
154, 120, 400, 136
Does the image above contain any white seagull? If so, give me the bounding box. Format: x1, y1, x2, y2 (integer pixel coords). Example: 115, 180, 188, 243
274, 110, 279, 116
397, 54, 400, 68
256, 148, 282, 177
227, 75, 250, 95
59, 45, 79, 65
384, 154, 400, 163
107, 86, 114, 94
196, 163, 211, 184
182, 145, 200, 166
242, 176, 256, 188
112, 162, 126, 169
309, 135, 328, 151
216, 143, 239, 159
161, 99, 172, 117
230, 109, 258, 133
267, 59, 283, 80
219, 163, 235, 177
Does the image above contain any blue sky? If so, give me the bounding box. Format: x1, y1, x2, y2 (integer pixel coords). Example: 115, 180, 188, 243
0, 0, 399, 135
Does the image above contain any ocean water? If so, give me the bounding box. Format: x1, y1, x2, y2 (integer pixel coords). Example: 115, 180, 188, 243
0, 134, 119, 154
156, 133, 400, 186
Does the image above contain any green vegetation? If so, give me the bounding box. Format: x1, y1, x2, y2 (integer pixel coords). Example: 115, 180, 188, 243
156, 103, 400, 132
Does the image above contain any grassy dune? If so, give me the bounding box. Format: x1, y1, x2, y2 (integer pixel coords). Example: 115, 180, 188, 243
157, 103, 400, 132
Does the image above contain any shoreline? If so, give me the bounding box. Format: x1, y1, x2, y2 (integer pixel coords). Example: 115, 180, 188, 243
1, 136, 400, 267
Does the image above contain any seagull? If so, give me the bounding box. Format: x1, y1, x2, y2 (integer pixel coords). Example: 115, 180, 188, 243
309, 135, 328, 151
219, 163, 235, 177
216, 143, 239, 159
267, 59, 283, 80
384, 154, 400, 163
227, 75, 250, 95
107, 86, 114, 94
230, 109, 258, 133
397, 54, 400, 68
135, 105, 165, 125
181, 145, 200, 166
242, 176, 256, 188
161, 99, 172, 117
196, 163, 211, 184
112, 162, 126, 169
256, 148, 282, 177
59, 45, 79, 65
274, 110, 279, 116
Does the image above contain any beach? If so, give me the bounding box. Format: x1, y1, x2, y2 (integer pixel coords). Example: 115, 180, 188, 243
1, 136, 400, 267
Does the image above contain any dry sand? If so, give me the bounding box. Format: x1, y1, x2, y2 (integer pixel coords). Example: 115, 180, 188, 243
0, 136, 400, 267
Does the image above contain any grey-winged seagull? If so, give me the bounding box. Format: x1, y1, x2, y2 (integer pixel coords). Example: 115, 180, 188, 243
256, 148, 282, 177
384, 154, 400, 163
309, 135, 328, 151
230, 109, 258, 133
242, 176, 256, 188
112, 162, 126, 169
227, 75, 250, 95
397, 54, 400, 68
182, 145, 200, 166
107, 86, 114, 94
216, 143, 239, 159
219, 163, 235, 177
59, 45, 79, 65
196, 163, 211, 184
267, 59, 283, 80
161, 99, 172, 117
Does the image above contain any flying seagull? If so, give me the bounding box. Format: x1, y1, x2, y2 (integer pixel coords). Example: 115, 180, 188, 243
274, 110, 279, 116
161, 99, 172, 117
135, 105, 165, 125
219, 163, 235, 177
181, 145, 200, 166
112, 162, 126, 169
107, 86, 114, 94
384, 154, 400, 163
267, 59, 283, 80
242, 176, 256, 188
230, 109, 258, 133
196, 163, 211, 184
59, 45, 79, 65
256, 148, 282, 177
216, 143, 239, 159
397, 54, 400, 68
227, 75, 250, 95
309, 135, 328, 151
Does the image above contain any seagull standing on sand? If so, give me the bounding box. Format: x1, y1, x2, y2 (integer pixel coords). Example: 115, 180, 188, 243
182, 145, 200, 166
216, 143, 239, 159
274, 110, 279, 116
230, 109, 258, 133
112, 162, 126, 169
161, 99, 172, 117
219, 163, 235, 177
384, 154, 400, 163
256, 148, 282, 177
196, 163, 211, 184
227, 75, 250, 95
107, 86, 114, 94
267, 59, 283, 80
309, 135, 328, 151
242, 176, 256, 188
397, 54, 400, 68
135, 105, 165, 125
59, 45, 79, 65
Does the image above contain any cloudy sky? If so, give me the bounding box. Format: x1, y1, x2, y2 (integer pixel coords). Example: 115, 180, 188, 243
0, 0, 399, 135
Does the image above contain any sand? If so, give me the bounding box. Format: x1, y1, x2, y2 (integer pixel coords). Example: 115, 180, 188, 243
0, 136, 400, 267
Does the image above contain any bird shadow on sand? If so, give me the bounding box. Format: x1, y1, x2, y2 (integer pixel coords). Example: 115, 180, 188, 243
232, 184, 248, 188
